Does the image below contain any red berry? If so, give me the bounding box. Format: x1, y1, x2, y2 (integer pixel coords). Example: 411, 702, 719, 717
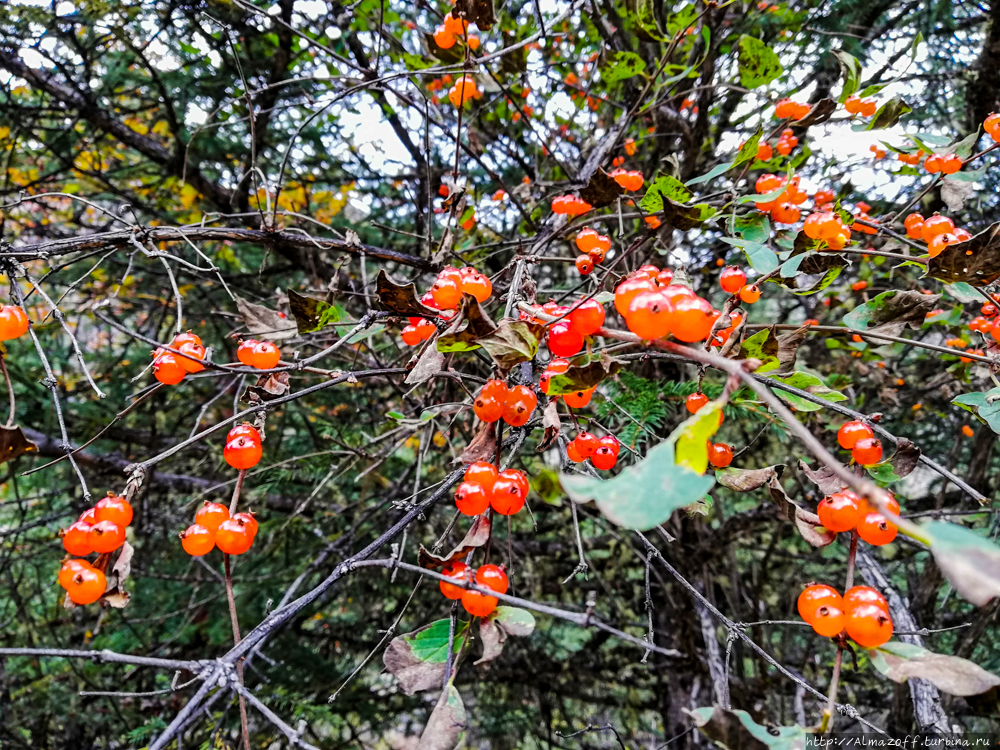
503, 385, 537, 427
857, 512, 897, 545
153, 353, 186, 385
460, 272, 493, 302
224, 424, 263, 469
817, 491, 861, 532
215, 518, 254, 555
473, 391, 506, 423
499, 468, 529, 498
455, 481, 491, 516
811, 603, 847, 637
852, 437, 883, 466
738, 284, 762, 304
233, 512, 258, 537
567, 440, 586, 462
0, 305, 29, 340
180, 524, 215, 556
94, 493, 133, 528
719, 266, 747, 294
490, 475, 526, 515
250, 341, 280, 369
563, 388, 594, 409
195, 502, 230, 532
401, 325, 423, 346
58, 559, 91, 590
461, 588, 498, 617
837, 420, 873, 450
440, 561, 471, 599
626, 290, 672, 340
708, 442, 733, 468
567, 299, 605, 337
88, 520, 125, 554
62, 521, 94, 556
574, 432, 599, 457
797, 584, 842, 623
591, 445, 618, 470
476, 564, 509, 594
686, 392, 709, 414
670, 296, 716, 343
613, 277, 656, 317
575, 255, 594, 275
177, 341, 206, 373
548, 321, 584, 357
237, 339, 258, 366
65, 566, 107, 605
464, 461, 498, 490
843, 586, 889, 614
845, 603, 893, 647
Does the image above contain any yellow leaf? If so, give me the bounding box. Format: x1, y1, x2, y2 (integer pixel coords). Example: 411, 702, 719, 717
672, 402, 723, 475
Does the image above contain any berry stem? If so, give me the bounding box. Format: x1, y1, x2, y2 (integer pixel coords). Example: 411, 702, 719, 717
225, 467, 250, 750
0, 354, 15, 427
824, 529, 859, 733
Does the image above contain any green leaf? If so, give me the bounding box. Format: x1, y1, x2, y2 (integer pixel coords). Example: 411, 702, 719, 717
386, 411, 405, 420
737, 186, 787, 204
640, 174, 693, 212
733, 126, 764, 168
833, 50, 861, 103
403, 53, 434, 70
602, 51, 646, 83
910, 30, 924, 59
740, 329, 780, 373
560, 441, 714, 530
924, 521, 1000, 606
546, 352, 623, 396
490, 606, 535, 636
871, 641, 1000, 696
476, 320, 544, 371
944, 282, 981, 303
686, 160, 734, 186
687, 706, 808, 750
634, 0, 669, 41
771, 372, 847, 412
718, 238, 779, 274
287, 289, 344, 334
944, 167, 987, 183
866, 463, 901, 485
409, 619, 470, 662
952, 388, 1000, 433
737, 35, 783, 89
866, 97, 912, 129
731, 212, 771, 244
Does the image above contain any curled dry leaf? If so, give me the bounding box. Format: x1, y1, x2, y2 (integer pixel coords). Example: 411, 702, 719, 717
375, 269, 439, 318
384, 620, 469, 696
890, 438, 920, 479
476, 320, 545, 372
436, 295, 498, 352
798, 460, 848, 495
927, 222, 1000, 286
455, 421, 498, 465
243, 371, 291, 403
0, 424, 38, 466
404, 341, 445, 385
872, 642, 1000, 696
716, 464, 785, 492
546, 351, 623, 396
792, 97, 837, 128
235, 296, 298, 340
579, 167, 624, 208
102, 541, 134, 609
776, 326, 809, 375
843, 290, 943, 338
418, 514, 491, 569
418, 684, 466, 750
769, 475, 837, 547
537, 400, 561, 452
286, 289, 342, 334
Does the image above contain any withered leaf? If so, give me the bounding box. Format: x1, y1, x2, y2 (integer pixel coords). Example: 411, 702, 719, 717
418, 684, 466, 750
776, 326, 808, 374
769, 475, 837, 547
537, 400, 561, 452
242, 372, 290, 403
793, 98, 837, 128
436, 294, 498, 352
235, 296, 298, 340
546, 352, 623, 396
453, 0, 496, 29
384, 628, 449, 696
717, 464, 784, 492
890, 438, 920, 479
102, 542, 134, 609
476, 320, 544, 371
476, 618, 504, 665
798, 460, 848, 495
418, 515, 491, 569
375, 270, 439, 317
660, 200, 718, 231
287, 289, 342, 334
405, 341, 445, 385
872, 642, 1000, 696
455, 421, 498, 464
579, 168, 624, 208
0, 424, 37, 466
927, 222, 1000, 286
843, 289, 942, 337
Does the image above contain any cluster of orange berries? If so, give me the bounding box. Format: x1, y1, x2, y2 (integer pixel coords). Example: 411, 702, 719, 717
432, 15, 480, 50
837, 419, 883, 466
609, 169, 643, 192
984, 113, 1000, 143
180, 501, 258, 557
439, 560, 508, 617
524, 298, 606, 357
448, 76, 481, 107
818, 486, 899, 545
923, 153, 962, 175
774, 128, 799, 156
566, 431, 620, 469
802, 211, 853, 250
903, 212, 971, 257
870, 144, 887, 159
473, 379, 537, 427
153, 331, 206, 385
844, 95, 877, 117
613, 266, 726, 343
236, 338, 281, 369
967, 301, 1000, 343
455, 461, 528, 516
574, 228, 612, 275
425, 266, 493, 312
774, 98, 811, 120
798, 584, 893, 647
0, 305, 29, 340
58, 492, 133, 605
753, 173, 808, 223
552, 195, 592, 216
851, 201, 879, 236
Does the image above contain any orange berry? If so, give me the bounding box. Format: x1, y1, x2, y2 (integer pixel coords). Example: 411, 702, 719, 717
720, 266, 747, 294
461, 588, 498, 617
195, 502, 230, 532
66, 566, 107, 605
215, 518, 254, 555
843, 585, 889, 614
845, 603, 893, 648
798, 584, 842, 623
811, 604, 846, 637
921, 214, 955, 242
440, 561, 471, 600
455, 481, 491, 516
962, 425, 975, 438
575, 255, 594, 275
614, 277, 656, 317
94, 493, 133, 528
502, 385, 537, 427
626, 290, 673, 340
0, 305, 29, 341
88, 520, 125, 554
153, 353, 186, 385
670, 296, 716, 343
708, 442, 733, 468
224, 423, 263, 470
817, 491, 861, 532
857, 512, 897, 545
62, 521, 94, 556
180, 524, 215, 556
738, 284, 762, 303
837, 420, 873, 449
562, 388, 595, 409
58, 559, 91, 590
686, 392, 709, 414
476, 564, 509, 595
852, 437, 883, 466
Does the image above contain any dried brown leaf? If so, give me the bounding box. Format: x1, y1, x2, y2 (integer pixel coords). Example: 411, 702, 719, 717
579, 168, 624, 208
927, 222, 1000, 286
455, 421, 498, 465
418, 515, 492, 569
716, 464, 784, 492
235, 296, 298, 340
375, 270, 439, 317
537, 400, 561, 452
798, 460, 847, 495
0, 424, 38, 466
